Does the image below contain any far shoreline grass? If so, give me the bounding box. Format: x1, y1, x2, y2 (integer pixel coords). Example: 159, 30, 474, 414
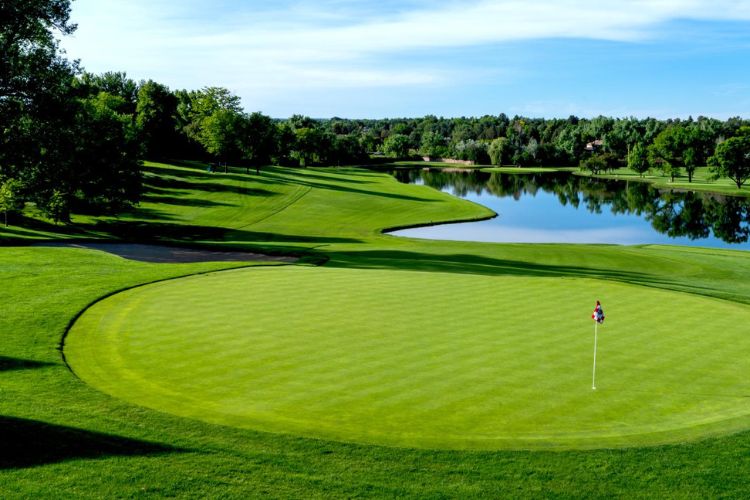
360, 160, 750, 197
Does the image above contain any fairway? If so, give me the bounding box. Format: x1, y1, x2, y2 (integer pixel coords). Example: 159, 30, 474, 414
66, 265, 750, 450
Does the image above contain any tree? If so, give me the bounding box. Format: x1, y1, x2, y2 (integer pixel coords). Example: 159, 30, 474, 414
328, 134, 368, 166
78, 92, 141, 206
647, 126, 701, 182
628, 142, 649, 177
136, 80, 179, 159
452, 140, 489, 164
383, 134, 411, 158
0, 179, 21, 227
0, 1, 76, 107
291, 127, 326, 167
198, 109, 244, 170
178, 87, 243, 151
648, 128, 679, 182
273, 122, 296, 165
580, 155, 608, 175
709, 136, 750, 189
46, 189, 69, 224
78, 72, 138, 115
683, 146, 698, 184
241, 112, 277, 173
288, 114, 317, 130
419, 131, 446, 157
0, 0, 77, 199
580, 153, 617, 175
488, 137, 510, 166
191, 87, 242, 116
604, 118, 642, 159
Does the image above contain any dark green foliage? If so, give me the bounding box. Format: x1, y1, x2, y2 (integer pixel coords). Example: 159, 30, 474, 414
0, 0, 142, 219
383, 134, 412, 158
580, 153, 617, 175
78, 71, 138, 115
69, 93, 142, 213
647, 125, 707, 183
452, 139, 490, 164
45, 188, 69, 223
628, 142, 649, 177
0, 0, 76, 192
709, 136, 750, 188
488, 137, 510, 166
328, 133, 369, 165
241, 111, 277, 168
419, 130, 448, 157
0, 178, 22, 226
291, 126, 327, 167
136, 80, 180, 159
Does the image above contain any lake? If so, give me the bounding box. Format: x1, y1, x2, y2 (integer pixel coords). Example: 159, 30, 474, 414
389, 169, 750, 250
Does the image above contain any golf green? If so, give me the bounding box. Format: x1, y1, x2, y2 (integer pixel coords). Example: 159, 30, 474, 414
65, 266, 750, 450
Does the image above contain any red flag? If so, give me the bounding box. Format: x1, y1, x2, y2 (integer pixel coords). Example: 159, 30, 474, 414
592, 300, 605, 324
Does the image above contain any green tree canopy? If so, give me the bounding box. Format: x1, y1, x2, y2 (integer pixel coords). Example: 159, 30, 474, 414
198, 108, 244, 165
709, 136, 750, 189
136, 80, 179, 159
628, 142, 649, 177
383, 134, 411, 158
241, 112, 277, 171
488, 137, 510, 166
0, 178, 22, 227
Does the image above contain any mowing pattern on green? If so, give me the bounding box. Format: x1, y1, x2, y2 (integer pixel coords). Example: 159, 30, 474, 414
66, 266, 750, 450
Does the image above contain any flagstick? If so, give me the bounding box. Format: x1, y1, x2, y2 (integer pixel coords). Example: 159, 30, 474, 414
592, 321, 598, 390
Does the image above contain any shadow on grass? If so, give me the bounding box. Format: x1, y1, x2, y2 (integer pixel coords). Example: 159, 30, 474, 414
321, 248, 677, 288
11, 215, 89, 236
120, 207, 180, 222
0, 416, 182, 470
140, 195, 238, 208
145, 163, 259, 185
0, 356, 56, 372
149, 163, 433, 202
260, 170, 438, 203
281, 167, 377, 185
143, 174, 275, 197
84, 220, 361, 245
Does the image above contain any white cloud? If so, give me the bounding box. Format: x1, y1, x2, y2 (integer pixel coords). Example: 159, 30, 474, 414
60, 0, 750, 114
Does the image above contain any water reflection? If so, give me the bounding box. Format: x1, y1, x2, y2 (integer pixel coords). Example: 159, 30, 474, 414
391, 169, 750, 248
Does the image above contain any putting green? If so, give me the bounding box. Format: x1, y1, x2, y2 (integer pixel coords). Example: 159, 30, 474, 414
65, 266, 750, 450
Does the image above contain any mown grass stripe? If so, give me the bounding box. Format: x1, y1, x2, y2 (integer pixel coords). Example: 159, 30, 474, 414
65, 265, 750, 450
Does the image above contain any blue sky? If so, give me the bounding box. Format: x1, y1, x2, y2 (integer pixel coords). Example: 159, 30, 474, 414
61, 0, 750, 119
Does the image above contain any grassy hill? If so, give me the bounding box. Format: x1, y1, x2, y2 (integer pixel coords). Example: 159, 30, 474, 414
2, 161, 750, 497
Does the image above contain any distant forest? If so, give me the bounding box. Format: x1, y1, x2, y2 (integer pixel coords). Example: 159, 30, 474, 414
2, 0, 750, 223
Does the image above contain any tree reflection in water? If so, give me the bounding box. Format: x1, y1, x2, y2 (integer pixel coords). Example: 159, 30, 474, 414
391, 168, 750, 245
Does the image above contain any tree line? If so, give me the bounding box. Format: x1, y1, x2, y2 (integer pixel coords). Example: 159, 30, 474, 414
2, 0, 750, 225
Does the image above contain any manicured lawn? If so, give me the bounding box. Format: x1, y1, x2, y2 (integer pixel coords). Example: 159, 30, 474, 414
577, 166, 750, 197
67, 266, 750, 450
3, 161, 750, 496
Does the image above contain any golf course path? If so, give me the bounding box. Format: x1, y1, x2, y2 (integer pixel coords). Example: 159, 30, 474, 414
35, 242, 298, 263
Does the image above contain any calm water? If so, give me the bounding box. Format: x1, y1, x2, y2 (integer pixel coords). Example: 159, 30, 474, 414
389, 169, 750, 250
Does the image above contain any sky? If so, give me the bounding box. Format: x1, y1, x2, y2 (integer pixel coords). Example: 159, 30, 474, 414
60, 0, 750, 119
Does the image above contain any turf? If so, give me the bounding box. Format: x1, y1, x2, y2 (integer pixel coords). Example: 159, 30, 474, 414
4, 161, 750, 496
66, 266, 750, 450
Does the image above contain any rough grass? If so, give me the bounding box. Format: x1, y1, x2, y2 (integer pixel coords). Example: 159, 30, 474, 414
3, 161, 750, 496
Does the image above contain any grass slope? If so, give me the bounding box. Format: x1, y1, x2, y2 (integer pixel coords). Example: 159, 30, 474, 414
2, 161, 750, 496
